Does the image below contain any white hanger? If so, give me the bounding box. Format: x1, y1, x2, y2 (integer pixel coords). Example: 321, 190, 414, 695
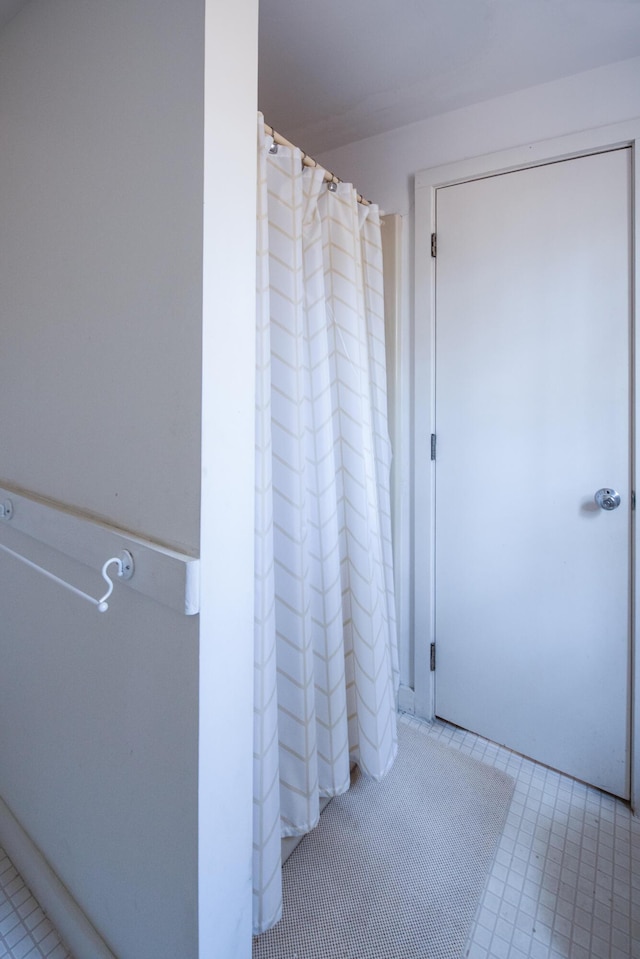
0, 544, 134, 613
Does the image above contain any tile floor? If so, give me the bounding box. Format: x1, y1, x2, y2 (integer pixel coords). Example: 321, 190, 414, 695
1, 716, 639, 959
400, 713, 640, 959
0, 849, 71, 959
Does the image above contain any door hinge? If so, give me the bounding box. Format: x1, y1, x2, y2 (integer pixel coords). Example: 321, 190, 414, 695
430, 434, 437, 461
430, 643, 436, 671
431, 233, 437, 258
632, 490, 636, 510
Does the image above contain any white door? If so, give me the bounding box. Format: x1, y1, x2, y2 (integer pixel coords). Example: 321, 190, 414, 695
434, 148, 632, 799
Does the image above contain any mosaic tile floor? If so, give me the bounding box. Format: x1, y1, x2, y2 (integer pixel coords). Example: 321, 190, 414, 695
2, 716, 639, 958
400, 714, 640, 959
0, 848, 71, 959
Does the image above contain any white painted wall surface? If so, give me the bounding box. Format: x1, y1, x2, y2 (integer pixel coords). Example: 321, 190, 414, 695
317, 56, 640, 217
0, 0, 203, 554
317, 56, 640, 691
199, 1, 259, 957
0, 2, 207, 956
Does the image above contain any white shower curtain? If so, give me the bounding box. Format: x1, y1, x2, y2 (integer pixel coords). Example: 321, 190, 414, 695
253, 114, 399, 935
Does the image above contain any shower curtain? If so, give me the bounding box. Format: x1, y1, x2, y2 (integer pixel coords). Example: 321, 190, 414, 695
253, 114, 399, 934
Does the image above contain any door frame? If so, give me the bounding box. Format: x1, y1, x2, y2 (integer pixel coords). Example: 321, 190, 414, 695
412, 118, 640, 810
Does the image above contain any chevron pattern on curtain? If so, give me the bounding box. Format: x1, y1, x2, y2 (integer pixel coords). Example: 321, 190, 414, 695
253, 114, 399, 935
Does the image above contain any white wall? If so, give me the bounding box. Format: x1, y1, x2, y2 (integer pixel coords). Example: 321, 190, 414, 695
0, 2, 205, 956
317, 55, 640, 691
199, 1, 259, 957
318, 56, 640, 217
0, 0, 203, 554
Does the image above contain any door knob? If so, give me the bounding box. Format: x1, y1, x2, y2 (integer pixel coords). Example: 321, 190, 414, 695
594, 488, 621, 511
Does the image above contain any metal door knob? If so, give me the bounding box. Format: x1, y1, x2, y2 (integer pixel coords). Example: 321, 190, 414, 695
594, 488, 621, 511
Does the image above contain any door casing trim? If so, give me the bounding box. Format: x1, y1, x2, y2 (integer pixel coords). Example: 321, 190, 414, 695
412, 118, 640, 811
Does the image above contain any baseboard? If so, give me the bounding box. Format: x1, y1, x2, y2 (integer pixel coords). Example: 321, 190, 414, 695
0, 794, 116, 959
397, 683, 415, 714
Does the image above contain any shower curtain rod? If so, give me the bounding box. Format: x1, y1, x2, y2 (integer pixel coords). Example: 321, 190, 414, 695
263, 120, 372, 206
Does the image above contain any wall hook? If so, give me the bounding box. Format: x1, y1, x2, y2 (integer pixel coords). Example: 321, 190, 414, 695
97, 550, 134, 612
0, 542, 134, 614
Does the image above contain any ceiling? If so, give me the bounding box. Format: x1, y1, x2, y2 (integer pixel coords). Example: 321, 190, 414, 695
2, 1, 638, 157
259, 0, 640, 154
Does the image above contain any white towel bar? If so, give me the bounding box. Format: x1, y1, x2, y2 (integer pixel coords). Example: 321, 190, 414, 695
0, 485, 199, 615
0, 543, 133, 612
